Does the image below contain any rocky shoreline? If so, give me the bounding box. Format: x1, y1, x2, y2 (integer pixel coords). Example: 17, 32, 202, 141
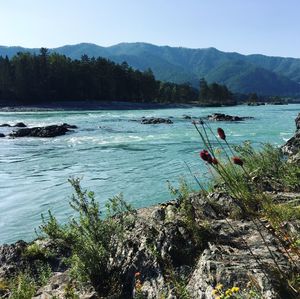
0, 114, 299, 299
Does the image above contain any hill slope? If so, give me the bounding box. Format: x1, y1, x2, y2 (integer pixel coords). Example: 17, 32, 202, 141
1, 43, 300, 95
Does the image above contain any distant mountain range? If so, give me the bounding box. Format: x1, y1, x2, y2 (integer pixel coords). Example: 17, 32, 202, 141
1, 42, 300, 96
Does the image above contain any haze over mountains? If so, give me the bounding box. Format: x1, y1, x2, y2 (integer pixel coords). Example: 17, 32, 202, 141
1, 42, 300, 96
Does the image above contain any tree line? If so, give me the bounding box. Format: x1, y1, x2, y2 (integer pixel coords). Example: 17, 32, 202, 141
199, 78, 235, 106
0, 48, 199, 104
0, 48, 236, 105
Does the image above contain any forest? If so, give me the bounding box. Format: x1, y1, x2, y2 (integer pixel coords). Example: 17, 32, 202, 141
0, 48, 234, 105
0, 48, 196, 104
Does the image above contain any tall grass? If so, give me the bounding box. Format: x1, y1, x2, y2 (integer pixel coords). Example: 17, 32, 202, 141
194, 120, 300, 297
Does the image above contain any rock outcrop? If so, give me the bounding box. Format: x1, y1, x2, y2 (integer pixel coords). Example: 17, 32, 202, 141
9, 123, 76, 138
140, 117, 173, 124
207, 113, 253, 122
282, 113, 300, 163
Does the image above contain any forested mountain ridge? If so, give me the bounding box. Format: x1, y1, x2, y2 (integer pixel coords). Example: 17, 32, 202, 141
0, 50, 199, 104
1, 42, 300, 95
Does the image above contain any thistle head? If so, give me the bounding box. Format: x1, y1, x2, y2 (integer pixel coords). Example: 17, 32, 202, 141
200, 150, 213, 164
232, 156, 243, 166
217, 128, 226, 140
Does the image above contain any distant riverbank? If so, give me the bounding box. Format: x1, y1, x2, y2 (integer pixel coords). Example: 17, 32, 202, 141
1, 100, 299, 112
0, 100, 200, 112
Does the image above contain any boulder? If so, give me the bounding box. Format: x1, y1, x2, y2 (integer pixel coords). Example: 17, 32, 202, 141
0, 133, 5, 137
0, 124, 11, 127
207, 113, 253, 122
9, 124, 76, 138
13, 122, 27, 127
140, 117, 173, 124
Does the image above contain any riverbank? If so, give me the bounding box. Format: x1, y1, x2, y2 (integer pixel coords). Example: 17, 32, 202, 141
0, 113, 299, 298
1, 100, 298, 113
0, 100, 199, 112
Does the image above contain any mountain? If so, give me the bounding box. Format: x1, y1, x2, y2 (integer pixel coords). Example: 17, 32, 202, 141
1, 42, 300, 96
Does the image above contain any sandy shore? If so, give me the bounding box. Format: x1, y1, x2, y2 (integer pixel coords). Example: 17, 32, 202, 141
0, 100, 196, 112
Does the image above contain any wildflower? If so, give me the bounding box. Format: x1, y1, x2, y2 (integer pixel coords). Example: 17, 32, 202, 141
217, 128, 226, 140
212, 158, 219, 165
200, 150, 213, 164
231, 287, 240, 293
216, 283, 223, 291
232, 156, 243, 166
211, 289, 218, 295
225, 289, 232, 296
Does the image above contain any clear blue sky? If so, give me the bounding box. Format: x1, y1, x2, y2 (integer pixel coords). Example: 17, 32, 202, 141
1, 0, 299, 57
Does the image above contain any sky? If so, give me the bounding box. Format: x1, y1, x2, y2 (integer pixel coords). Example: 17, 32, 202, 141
0, 0, 299, 57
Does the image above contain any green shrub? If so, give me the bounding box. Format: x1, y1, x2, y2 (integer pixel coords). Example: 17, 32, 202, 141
39, 178, 136, 291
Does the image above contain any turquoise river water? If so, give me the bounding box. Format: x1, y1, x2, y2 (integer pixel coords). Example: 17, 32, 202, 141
0, 104, 299, 244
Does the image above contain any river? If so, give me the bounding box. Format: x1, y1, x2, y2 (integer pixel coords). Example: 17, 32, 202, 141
0, 104, 299, 244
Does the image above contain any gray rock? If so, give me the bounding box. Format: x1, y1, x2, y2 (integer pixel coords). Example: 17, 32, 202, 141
207, 113, 253, 122
282, 113, 300, 162
141, 117, 173, 124
13, 122, 27, 127
9, 124, 76, 138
